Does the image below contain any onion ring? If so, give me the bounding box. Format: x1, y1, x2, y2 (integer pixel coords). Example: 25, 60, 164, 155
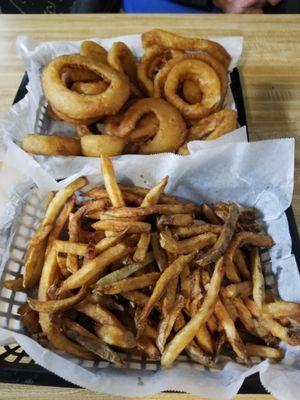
114, 98, 186, 154
105, 112, 159, 143
71, 80, 108, 95
107, 42, 141, 98
42, 54, 130, 122
65, 69, 99, 83
80, 134, 125, 157
188, 109, 238, 141
141, 29, 231, 70
163, 59, 221, 120
80, 40, 108, 64
153, 53, 227, 107
137, 46, 183, 96
182, 79, 203, 104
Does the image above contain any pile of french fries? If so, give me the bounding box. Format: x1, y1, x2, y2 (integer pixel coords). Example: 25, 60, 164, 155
5, 156, 300, 368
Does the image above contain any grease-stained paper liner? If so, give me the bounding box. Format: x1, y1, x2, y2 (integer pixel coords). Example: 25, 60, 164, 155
0, 138, 299, 400
0, 34, 243, 170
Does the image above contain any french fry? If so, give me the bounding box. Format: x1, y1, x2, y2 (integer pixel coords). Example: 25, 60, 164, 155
20, 310, 41, 334
151, 232, 167, 271
234, 249, 251, 280
58, 243, 133, 292
101, 155, 125, 207
83, 187, 143, 206
92, 219, 151, 233
94, 324, 136, 349
28, 285, 88, 313
196, 203, 239, 266
138, 253, 195, 331
55, 240, 88, 256
214, 299, 248, 363
141, 176, 169, 206
202, 204, 222, 225
161, 256, 224, 368
3, 277, 24, 291
100, 272, 160, 295
65, 328, 123, 366
157, 214, 194, 227
118, 184, 181, 205
93, 252, 154, 288
262, 301, 300, 319
137, 335, 160, 360
172, 224, 222, 239
43, 177, 87, 226
250, 247, 265, 310
29, 225, 52, 246
160, 231, 216, 255
245, 343, 283, 360
76, 301, 123, 327
156, 294, 185, 353
103, 204, 197, 219
133, 232, 151, 262
221, 281, 252, 299
261, 317, 300, 346
94, 231, 128, 254
46, 195, 75, 256
38, 247, 93, 359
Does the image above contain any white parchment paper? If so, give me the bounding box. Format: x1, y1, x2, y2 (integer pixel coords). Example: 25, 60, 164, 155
0, 138, 299, 400
0, 34, 244, 170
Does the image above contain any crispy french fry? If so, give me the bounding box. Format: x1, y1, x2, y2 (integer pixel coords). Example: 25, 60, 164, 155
261, 317, 300, 346
100, 272, 160, 295
138, 253, 195, 331
28, 285, 88, 313
46, 195, 75, 256
65, 328, 123, 366
54, 240, 88, 256
161, 256, 224, 368
234, 249, 251, 280
245, 343, 283, 360
133, 232, 151, 262
214, 299, 248, 363
103, 204, 197, 219
43, 177, 87, 226
3, 277, 24, 291
118, 184, 180, 205
20, 310, 41, 334
137, 335, 160, 360
157, 294, 185, 353
195, 324, 214, 355
92, 219, 151, 233
94, 252, 154, 288
38, 247, 93, 359
250, 247, 265, 310
76, 301, 123, 327
141, 176, 169, 206
160, 231, 216, 255
196, 203, 239, 267
29, 225, 52, 246
157, 214, 194, 227
262, 301, 300, 319
151, 232, 167, 271
221, 281, 252, 299
101, 155, 125, 207
94, 231, 128, 254
202, 204, 222, 225
172, 224, 222, 239
58, 243, 133, 292
94, 324, 136, 349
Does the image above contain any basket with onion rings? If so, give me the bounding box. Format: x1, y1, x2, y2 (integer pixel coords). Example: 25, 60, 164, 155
21, 30, 238, 157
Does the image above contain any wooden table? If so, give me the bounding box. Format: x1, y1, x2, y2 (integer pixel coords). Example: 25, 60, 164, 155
0, 13, 299, 400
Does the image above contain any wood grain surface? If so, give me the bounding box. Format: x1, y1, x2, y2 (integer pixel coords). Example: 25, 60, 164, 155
0, 383, 274, 400
0, 13, 298, 400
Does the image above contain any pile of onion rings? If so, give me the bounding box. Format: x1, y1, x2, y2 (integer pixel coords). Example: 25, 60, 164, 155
22, 29, 238, 157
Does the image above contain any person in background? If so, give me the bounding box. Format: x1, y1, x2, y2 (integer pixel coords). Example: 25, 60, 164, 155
2, 0, 298, 14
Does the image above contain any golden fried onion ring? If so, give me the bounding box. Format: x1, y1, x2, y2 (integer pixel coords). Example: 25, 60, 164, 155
163, 59, 221, 120
113, 98, 186, 154
80, 40, 108, 64
142, 29, 231, 70
71, 80, 108, 95
105, 112, 159, 143
137, 46, 183, 97
153, 53, 227, 107
188, 109, 238, 141
107, 42, 141, 98
182, 79, 203, 104
42, 54, 130, 122
80, 134, 125, 157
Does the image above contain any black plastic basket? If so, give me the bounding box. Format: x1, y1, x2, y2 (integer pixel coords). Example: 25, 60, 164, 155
0, 68, 299, 394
